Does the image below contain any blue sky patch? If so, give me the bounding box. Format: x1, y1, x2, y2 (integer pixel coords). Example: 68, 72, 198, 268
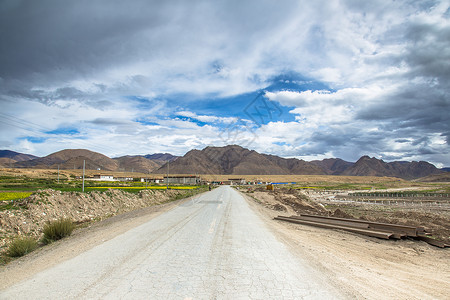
45, 127, 80, 135
19, 136, 47, 143
163, 72, 330, 127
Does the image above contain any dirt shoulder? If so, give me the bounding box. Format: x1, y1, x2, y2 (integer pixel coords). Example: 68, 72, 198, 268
243, 191, 450, 299
0, 195, 193, 290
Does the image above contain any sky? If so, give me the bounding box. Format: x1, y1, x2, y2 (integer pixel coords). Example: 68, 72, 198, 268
0, 0, 449, 167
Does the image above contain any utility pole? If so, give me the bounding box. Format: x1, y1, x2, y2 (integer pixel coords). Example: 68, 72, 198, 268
82, 160, 85, 192
166, 160, 169, 189
57, 165, 60, 184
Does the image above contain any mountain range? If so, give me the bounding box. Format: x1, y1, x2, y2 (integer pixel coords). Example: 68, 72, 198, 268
0, 146, 446, 180
1, 149, 178, 173
0, 150, 38, 167
152, 145, 445, 180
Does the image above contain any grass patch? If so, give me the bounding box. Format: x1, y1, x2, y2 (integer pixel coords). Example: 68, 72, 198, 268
42, 218, 75, 244
0, 191, 33, 201
0, 202, 22, 211
7, 236, 38, 257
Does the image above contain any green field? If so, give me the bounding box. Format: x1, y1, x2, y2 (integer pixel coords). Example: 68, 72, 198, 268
0, 174, 202, 193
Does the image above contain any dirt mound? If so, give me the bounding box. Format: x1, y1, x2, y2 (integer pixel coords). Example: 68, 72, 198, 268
332, 208, 353, 219
274, 191, 327, 215
0, 188, 192, 252
388, 211, 450, 243
249, 189, 327, 215
271, 203, 287, 212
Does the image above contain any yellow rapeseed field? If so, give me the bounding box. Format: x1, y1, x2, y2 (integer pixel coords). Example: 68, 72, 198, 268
0, 192, 33, 201
86, 186, 199, 190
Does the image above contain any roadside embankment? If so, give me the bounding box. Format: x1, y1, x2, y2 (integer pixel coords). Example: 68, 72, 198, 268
0, 188, 202, 253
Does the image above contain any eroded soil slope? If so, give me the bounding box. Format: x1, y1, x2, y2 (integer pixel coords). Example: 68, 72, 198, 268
0, 189, 193, 251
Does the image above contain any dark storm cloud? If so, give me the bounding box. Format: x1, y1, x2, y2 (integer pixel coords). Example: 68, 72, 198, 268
353, 5, 450, 162
0, 0, 299, 84
0, 0, 166, 82
404, 21, 450, 80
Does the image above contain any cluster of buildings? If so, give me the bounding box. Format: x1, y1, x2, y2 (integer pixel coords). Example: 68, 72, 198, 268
90, 174, 202, 184
89, 175, 269, 186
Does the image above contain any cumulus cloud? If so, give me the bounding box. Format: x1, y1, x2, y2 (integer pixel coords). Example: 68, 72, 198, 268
0, 0, 449, 166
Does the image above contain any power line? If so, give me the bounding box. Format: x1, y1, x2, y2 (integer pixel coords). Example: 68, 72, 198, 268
0, 112, 120, 155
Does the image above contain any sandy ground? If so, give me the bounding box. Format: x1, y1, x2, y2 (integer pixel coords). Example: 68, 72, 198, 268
243, 192, 450, 299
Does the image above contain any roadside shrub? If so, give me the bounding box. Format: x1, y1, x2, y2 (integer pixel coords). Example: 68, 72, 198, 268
42, 218, 75, 244
7, 236, 38, 257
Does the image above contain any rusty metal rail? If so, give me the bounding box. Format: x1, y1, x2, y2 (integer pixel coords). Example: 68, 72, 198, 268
294, 214, 424, 237
274, 216, 394, 239
274, 214, 449, 248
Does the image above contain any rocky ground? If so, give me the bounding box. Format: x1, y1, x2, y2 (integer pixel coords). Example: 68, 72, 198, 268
0, 188, 197, 253
244, 192, 450, 300
245, 187, 450, 244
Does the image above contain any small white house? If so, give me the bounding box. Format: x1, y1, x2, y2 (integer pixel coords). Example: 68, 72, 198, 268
116, 177, 134, 181
141, 178, 163, 184
92, 174, 115, 181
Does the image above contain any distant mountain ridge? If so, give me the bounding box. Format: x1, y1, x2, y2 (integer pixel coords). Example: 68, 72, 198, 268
5, 149, 177, 173
341, 155, 442, 180
153, 145, 443, 179
143, 153, 179, 162
113, 155, 163, 173
0, 150, 39, 168
1, 147, 444, 179
13, 149, 119, 171
0, 150, 37, 162
310, 158, 354, 175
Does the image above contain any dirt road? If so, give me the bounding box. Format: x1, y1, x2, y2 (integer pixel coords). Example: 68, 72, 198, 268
0, 186, 345, 299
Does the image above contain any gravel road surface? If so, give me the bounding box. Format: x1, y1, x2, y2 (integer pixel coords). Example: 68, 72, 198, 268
1, 186, 343, 299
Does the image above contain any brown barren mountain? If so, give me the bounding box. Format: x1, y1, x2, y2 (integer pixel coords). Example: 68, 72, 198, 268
342, 156, 443, 180
153, 146, 442, 179
414, 172, 450, 182
0, 158, 16, 168
113, 156, 162, 173
13, 149, 167, 173
15, 149, 119, 171
153, 145, 325, 175
310, 158, 353, 175
0, 150, 38, 166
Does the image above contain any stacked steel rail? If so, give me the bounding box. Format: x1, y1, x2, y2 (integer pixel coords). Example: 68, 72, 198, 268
274, 214, 449, 248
